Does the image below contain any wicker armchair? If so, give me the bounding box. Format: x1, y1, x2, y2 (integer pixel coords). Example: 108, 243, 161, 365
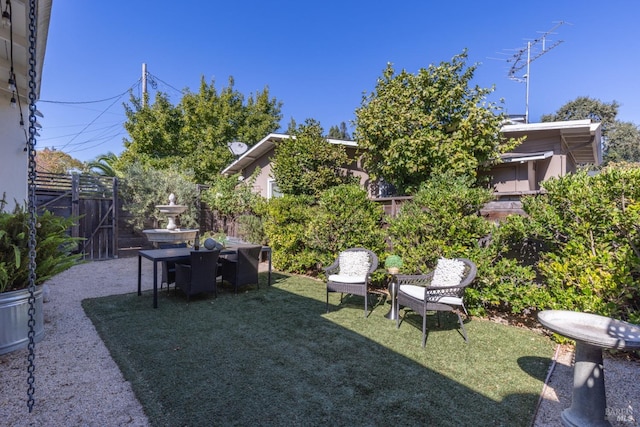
174, 249, 221, 301
160, 242, 187, 291
220, 245, 262, 293
324, 248, 379, 317
395, 258, 477, 346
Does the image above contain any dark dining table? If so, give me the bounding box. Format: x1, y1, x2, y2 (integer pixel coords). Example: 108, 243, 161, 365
137, 245, 272, 308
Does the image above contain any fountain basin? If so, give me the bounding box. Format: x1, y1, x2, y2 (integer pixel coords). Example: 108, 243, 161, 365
143, 229, 198, 244
156, 205, 188, 215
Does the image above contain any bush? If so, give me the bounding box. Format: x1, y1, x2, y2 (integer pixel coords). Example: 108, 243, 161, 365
119, 162, 200, 232
306, 184, 386, 268
236, 214, 266, 245
0, 203, 81, 293
387, 173, 493, 273
263, 195, 317, 273
522, 167, 640, 322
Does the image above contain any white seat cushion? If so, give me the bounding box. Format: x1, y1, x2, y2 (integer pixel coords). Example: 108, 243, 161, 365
328, 274, 367, 284
400, 285, 463, 306
431, 258, 465, 287
399, 284, 426, 300
433, 296, 463, 306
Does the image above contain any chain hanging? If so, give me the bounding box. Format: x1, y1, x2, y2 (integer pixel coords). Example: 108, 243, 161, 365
26, 0, 38, 413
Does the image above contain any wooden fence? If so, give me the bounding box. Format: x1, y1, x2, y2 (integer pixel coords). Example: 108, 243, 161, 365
35, 172, 118, 260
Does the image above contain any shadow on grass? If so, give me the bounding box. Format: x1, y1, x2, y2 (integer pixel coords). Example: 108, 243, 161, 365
83, 272, 555, 427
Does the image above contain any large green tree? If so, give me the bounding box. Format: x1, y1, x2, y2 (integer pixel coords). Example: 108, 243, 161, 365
327, 122, 351, 140
606, 121, 640, 163
541, 96, 640, 163
271, 119, 356, 197
354, 50, 519, 195
120, 77, 282, 183
541, 96, 619, 139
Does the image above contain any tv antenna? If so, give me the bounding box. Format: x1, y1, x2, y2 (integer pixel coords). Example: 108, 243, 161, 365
497, 21, 568, 123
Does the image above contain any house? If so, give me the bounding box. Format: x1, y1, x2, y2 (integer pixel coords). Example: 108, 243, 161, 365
221, 133, 371, 198
482, 119, 602, 219
0, 0, 52, 211
222, 120, 602, 217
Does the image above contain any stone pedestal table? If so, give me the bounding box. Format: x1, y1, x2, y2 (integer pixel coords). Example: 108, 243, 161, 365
537, 310, 640, 427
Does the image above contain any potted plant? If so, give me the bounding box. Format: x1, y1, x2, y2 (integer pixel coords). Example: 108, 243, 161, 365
0, 198, 81, 355
384, 254, 403, 274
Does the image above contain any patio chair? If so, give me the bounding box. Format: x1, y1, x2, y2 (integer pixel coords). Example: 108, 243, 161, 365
220, 245, 262, 293
174, 249, 221, 301
396, 258, 477, 346
160, 242, 187, 291
324, 248, 379, 317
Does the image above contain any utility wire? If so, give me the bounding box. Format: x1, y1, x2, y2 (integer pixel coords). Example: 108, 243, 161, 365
53, 79, 140, 152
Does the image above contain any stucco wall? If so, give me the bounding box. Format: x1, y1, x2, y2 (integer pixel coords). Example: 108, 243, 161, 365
0, 101, 28, 211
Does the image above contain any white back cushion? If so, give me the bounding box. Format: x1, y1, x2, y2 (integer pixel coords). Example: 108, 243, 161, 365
431, 258, 465, 287
339, 251, 371, 277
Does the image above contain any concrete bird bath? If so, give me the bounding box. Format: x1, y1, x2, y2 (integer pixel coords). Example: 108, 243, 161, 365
538, 310, 640, 427
142, 194, 198, 244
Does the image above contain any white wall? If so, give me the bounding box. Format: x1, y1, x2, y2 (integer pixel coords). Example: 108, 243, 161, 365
0, 99, 29, 212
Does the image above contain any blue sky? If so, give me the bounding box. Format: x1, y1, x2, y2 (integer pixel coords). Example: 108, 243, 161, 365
37, 1, 640, 162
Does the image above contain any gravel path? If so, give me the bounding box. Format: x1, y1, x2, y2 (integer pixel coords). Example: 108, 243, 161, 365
1, 257, 638, 426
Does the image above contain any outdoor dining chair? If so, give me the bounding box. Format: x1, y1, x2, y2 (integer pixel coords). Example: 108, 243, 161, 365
395, 257, 477, 346
159, 242, 187, 292
220, 245, 262, 293
174, 249, 221, 301
324, 248, 379, 317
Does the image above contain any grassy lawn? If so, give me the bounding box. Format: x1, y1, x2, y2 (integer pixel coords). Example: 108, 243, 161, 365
82, 272, 555, 427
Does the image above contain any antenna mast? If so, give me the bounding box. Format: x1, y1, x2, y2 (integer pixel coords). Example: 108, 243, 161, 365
503, 21, 566, 123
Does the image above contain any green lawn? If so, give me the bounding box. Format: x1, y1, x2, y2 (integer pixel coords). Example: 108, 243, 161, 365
82, 272, 555, 427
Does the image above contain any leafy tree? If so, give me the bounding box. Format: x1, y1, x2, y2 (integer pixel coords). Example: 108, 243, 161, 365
604, 121, 640, 163
36, 148, 83, 174
541, 96, 640, 163
327, 122, 351, 140
354, 50, 520, 195
120, 77, 282, 184
271, 119, 356, 197
541, 96, 619, 138
200, 171, 264, 236
119, 162, 199, 232
120, 91, 184, 171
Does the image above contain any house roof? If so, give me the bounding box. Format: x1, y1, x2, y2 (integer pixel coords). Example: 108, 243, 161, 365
221, 133, 357, 175
500, 119, 602, 165
222, 120, 602, 175
0, 0, 52, 104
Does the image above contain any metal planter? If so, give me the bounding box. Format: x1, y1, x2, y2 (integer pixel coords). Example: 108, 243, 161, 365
0, 286, 44, 355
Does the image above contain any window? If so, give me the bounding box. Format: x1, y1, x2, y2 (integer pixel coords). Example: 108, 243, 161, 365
268, 179, 282, 199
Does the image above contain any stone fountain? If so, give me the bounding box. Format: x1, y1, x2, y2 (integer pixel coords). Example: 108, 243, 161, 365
142, 193, 199, 244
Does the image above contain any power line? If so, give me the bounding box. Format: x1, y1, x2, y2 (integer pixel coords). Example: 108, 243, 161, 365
54, 81, 139, 152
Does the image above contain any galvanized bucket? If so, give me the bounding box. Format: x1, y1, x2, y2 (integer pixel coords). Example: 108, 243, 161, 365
0, 285, 44, 355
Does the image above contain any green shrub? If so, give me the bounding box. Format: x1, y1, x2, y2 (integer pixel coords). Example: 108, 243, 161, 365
387, 173, 493, 273
263, 195, 317, 273
478, 166, 640, 322
0, 204, 81, 293
306, 184, 385, 268
236, 214, 266, 245
526, 167, 640, 321
119, 162, 200, 232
